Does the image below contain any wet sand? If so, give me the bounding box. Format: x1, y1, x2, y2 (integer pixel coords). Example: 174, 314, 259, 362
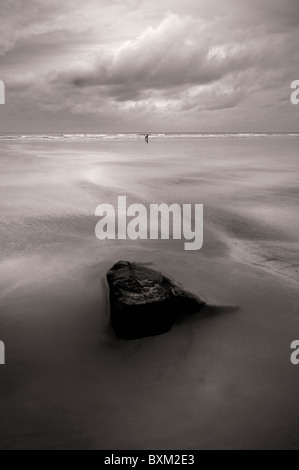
0, 136, 299, 449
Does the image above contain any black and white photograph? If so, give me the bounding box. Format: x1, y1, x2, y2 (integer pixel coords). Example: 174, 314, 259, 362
0, 0, 299, 452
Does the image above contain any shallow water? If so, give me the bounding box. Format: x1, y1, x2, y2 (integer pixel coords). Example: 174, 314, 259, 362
0, 137, 299, 449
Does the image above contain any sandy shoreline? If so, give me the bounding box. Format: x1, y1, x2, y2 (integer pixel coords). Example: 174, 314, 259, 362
0, 137, 299, 449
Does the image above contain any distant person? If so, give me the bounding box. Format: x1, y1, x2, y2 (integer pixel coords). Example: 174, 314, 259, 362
145, 134, 149, 144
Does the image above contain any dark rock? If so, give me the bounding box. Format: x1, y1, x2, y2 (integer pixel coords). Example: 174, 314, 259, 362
106, 260, 206, 340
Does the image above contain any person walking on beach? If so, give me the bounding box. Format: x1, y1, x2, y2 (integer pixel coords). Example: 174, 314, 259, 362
145, 134, 149, 144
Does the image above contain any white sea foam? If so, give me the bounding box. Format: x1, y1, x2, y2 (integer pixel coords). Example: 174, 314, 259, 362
0, 132, 299, 141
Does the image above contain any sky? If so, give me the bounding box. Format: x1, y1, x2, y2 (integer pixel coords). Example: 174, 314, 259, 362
0, 0, 298, 133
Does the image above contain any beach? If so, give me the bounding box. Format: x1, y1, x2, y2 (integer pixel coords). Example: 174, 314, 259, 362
0, 134, 299, 449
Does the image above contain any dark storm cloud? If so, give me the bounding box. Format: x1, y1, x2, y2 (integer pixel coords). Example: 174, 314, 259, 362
65, 12, 295, 103
0, 0, 298, 131
69, 15, 252, 90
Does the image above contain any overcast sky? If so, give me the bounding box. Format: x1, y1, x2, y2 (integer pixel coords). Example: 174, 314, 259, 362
0, 0, 298, 132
